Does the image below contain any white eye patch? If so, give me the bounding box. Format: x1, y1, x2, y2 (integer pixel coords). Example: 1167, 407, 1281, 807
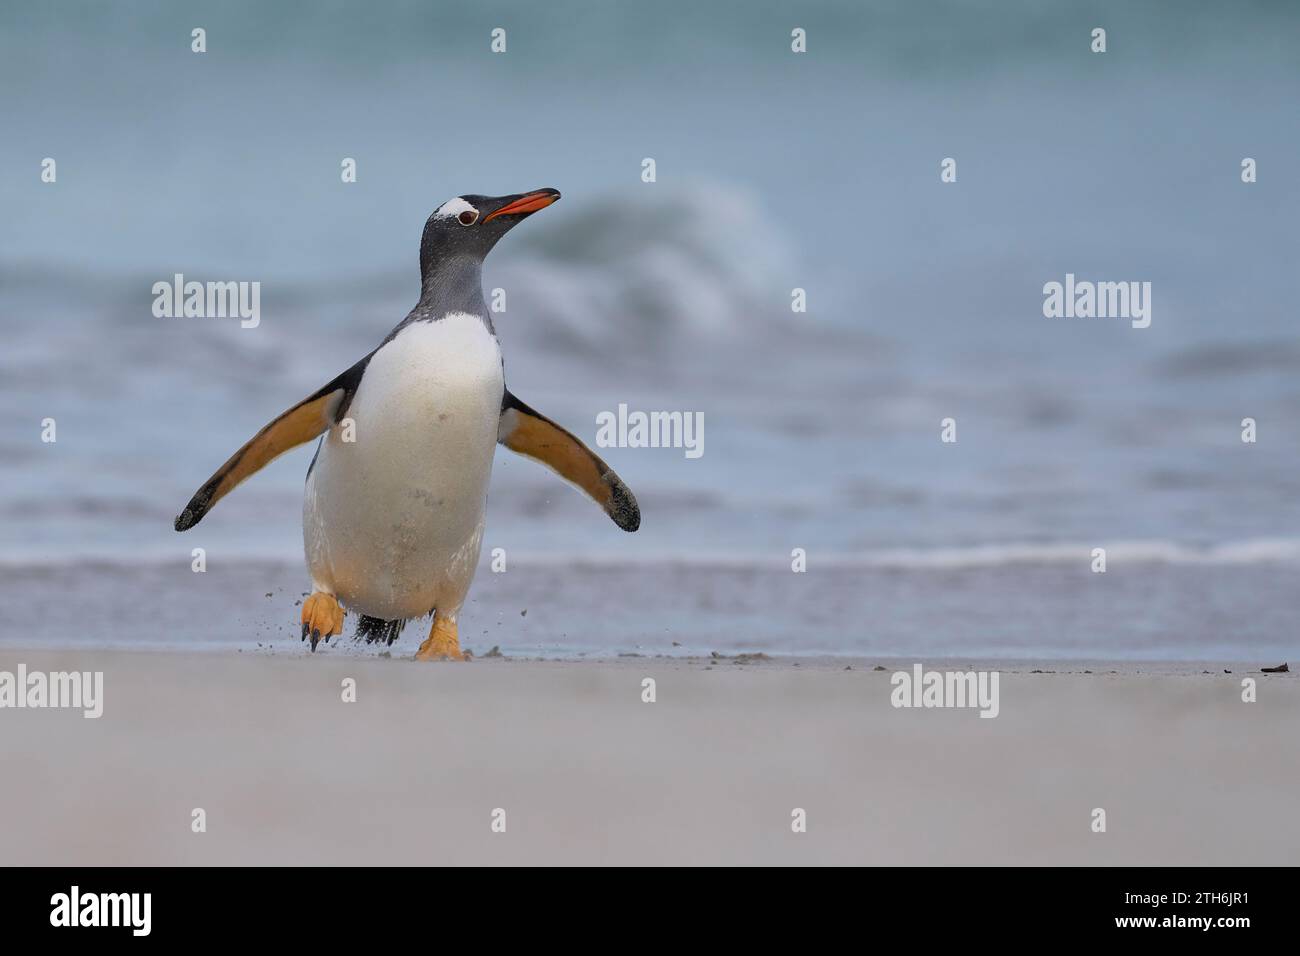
434, 197, 478, 221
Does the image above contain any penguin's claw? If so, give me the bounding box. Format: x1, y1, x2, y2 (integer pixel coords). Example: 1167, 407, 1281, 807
301, 592, 344, 651
415, 616, 467, 662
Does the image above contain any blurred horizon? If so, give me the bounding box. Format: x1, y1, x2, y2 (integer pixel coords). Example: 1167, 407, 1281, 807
2, 1, 1298, 657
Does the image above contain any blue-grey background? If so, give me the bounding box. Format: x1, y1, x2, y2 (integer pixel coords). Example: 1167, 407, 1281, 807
2, 1, 1298, 658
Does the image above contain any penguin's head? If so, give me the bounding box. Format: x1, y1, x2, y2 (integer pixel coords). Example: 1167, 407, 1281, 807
420, 188, 560, 274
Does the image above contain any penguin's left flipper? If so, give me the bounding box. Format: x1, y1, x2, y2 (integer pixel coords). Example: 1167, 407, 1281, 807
174, 355, 370, 532
498, 389, 640, 532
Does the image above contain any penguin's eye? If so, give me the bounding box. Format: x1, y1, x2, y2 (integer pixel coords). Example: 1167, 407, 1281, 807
458, 209, 479, 226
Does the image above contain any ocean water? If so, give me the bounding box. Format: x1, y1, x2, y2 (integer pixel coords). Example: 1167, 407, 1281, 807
2, 1, 1298, 658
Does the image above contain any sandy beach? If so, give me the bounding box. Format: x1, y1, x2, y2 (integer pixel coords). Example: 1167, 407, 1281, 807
1, 648, 1295, 866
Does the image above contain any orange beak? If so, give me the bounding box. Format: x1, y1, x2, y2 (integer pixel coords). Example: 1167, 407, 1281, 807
481, 189, 560, 223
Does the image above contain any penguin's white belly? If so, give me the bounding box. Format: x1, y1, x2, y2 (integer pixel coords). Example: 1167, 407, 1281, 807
303, 313, 504, 621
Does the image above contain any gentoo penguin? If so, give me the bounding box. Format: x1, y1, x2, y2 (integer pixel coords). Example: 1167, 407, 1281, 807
174, 188, 639, 660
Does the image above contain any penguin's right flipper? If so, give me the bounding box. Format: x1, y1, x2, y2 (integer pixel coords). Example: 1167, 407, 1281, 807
174, 355, 371, 532
498, 390, 640, 532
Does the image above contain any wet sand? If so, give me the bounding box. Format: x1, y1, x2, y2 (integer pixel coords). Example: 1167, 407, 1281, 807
0, 649, 1295, 865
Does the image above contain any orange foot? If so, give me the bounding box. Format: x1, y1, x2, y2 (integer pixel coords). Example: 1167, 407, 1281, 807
301, 592, 344, 652
415, 614, 470, 662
